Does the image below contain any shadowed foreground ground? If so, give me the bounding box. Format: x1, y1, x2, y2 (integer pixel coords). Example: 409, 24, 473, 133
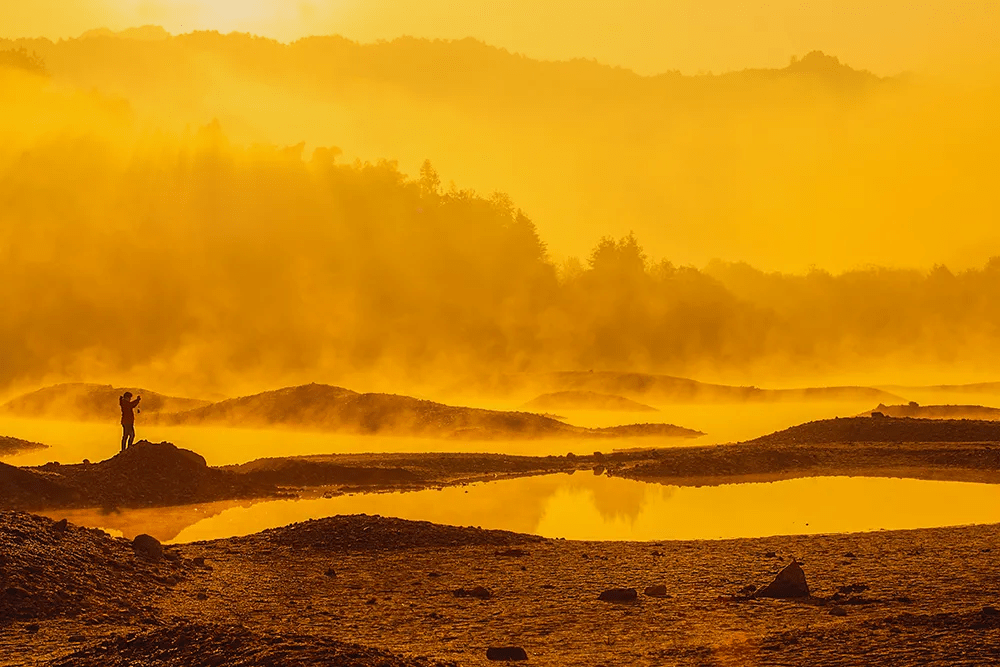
1, 511, 998, 666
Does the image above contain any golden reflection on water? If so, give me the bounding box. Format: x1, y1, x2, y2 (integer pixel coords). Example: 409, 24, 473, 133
40, 474, 1000, 544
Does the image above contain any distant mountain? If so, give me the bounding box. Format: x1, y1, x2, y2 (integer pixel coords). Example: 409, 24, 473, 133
0, 384, 211, 422
523, 391, 657, 412
861, 403, 1000, 420
461, 372, 904, 405
79, 25, 170, 41
156, 383, 703, 440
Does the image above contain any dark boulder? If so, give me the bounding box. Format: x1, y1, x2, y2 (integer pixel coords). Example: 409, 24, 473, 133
644, 585, 668, 597
486, 646, 528, 661
755, 560, 810, 598
599, 588, 637, 603
453, 586, 492, 599
133, 534, 163, 561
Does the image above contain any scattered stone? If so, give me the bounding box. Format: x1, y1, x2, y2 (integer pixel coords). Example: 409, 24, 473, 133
844, 552, 857, 558
53, 518, 69, 533
755, 560, 810, 599
982, 606, 1000, 617
644, 585, 668, 597
599, 588, 637, 603
486, 646, 528, 661
25, 623, 40, 634
68, 634, 86, 643
764, 551, 777, 558
324, 568, 337, 577
192, 557, 206, 567
829, 606, 848, 617
453, 586, 492, 600
365, 597, 376, 605
132, 534, 163, 561
196, 592, 208, 601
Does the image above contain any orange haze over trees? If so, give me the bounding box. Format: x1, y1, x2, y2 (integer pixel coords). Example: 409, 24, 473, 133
2, 48, 1000, 397
0, 15, 999, 397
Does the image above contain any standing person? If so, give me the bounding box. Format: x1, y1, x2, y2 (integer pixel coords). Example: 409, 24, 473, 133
119, 391, 141, 451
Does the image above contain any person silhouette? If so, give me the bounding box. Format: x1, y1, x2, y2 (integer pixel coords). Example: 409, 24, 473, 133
119, 391, 141, 451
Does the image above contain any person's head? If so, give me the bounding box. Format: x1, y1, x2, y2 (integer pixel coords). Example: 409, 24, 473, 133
123, 392, 132, 400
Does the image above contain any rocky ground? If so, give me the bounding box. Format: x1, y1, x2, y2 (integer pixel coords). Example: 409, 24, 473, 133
2, 511, 998, 666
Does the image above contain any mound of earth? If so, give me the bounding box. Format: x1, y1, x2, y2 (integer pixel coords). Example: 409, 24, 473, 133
157, 383, 702, 440
47, 622, 453, 667
523, 390, 658, 412
0, 383, 211, 422
457, 371, 904, 404
0, 434, 47, 456
233, 458, 424, 487
748, 416, 1000, 446
0, 511, 185, 627
241, 514, 545, 552
158, 384, 577, 439
863, 403, 1000, 420
2, 441, 278, 510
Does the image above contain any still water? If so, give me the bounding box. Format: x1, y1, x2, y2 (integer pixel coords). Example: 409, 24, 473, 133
41, 473, 1000, 544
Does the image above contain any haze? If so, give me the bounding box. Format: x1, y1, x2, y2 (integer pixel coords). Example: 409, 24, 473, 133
4, 1, 999, 75
2, 2, 999, 398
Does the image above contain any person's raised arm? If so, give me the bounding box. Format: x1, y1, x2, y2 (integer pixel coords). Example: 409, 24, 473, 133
131, 396, 141, 408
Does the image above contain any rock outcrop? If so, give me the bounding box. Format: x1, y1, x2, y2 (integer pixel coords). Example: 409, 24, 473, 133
755, 560, 810, 598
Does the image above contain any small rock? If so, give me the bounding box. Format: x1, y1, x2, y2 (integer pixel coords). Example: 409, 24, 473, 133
133, 534, 163, 561
324, 568, 337, 577
644, 585, 668, 597
486, 646, 528, 661
453, 586, 492, 600
764, 551, 776, 558
844, 552, 857, 558
599, 588, 637, 603
192, 557, 206, 567
755, 560, 810, 599
495, 549, 529, 557
982, 606, 1000, 617
196, 592, 208, 601
53, 519, 69, 533
24, 624, 40, 634
365, 597, 376, 605
829, 606, 848, 617
68, 634, 86, 643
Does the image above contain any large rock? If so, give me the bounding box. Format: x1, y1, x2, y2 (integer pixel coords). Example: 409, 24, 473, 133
599, 587, 638, 603
755, 560, 810, 598
486, 646, 528, 661
133, 534, 163, 561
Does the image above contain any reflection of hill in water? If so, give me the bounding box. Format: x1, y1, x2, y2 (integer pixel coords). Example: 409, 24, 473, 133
39, 498, 255, 542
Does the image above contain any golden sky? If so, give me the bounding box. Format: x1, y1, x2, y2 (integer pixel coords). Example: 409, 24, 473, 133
3, 0, 998, 75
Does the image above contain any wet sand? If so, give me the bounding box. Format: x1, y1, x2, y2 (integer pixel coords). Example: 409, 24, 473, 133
2, 511, 998, 666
